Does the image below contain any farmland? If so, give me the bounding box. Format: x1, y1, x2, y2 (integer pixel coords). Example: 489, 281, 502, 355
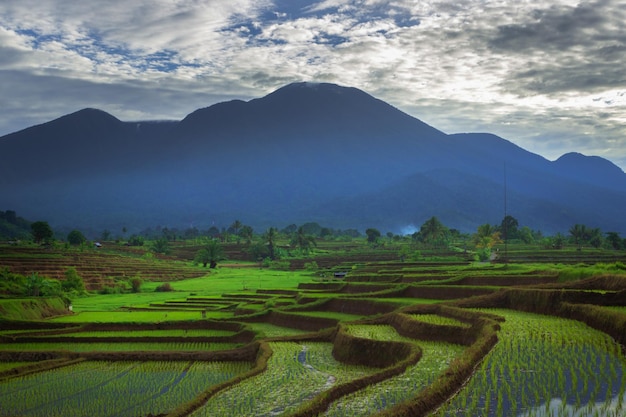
1, 238, 626, 416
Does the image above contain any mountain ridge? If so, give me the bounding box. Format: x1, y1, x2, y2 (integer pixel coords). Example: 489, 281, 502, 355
1, 82, 625, 235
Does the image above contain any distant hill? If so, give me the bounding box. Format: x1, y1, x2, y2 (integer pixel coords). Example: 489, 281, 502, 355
1, 82, 625, 236
0, 210, 32, 240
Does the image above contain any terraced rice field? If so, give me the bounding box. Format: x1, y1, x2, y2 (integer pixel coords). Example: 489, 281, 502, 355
0, 360, 252, 417
1, 246, 625, 417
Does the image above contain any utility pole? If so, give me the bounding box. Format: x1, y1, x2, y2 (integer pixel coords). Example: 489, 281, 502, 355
504, 162, 508, 266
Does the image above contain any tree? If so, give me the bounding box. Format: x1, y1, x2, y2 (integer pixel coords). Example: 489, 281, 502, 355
229, 220, 243, 236
569, 224, 588, 250
194, 239, 225, 268
588, 227, 603, 248
62, 267, 85, 293
518, 226, 535, 244
365, 228, 381, 244
418, 216, 449, 248
151, 238, 170, 254
500, 215, 519, 241
264, 227, 279, 259
128, 235, 145, 246
240, 225, 254, 245
67, 229, 86, 246
473, 224, 496, 245
606, 232, 623, 250
31, 221, 54, 244
291, 227, 317, 254
101, 229, 112, 241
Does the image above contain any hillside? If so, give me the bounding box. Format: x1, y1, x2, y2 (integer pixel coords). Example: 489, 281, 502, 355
1, 82, 625, 235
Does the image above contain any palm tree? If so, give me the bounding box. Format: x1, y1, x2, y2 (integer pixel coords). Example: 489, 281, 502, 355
264, 227, 278, 259
230, 220, 243, 242
291, 227, 317, 254
194, 239, 225, 268
240, 225, 254, 245
569, 224, 588, 250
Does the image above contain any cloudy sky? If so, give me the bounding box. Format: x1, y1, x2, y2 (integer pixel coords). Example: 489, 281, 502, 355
1, 0, 625, 169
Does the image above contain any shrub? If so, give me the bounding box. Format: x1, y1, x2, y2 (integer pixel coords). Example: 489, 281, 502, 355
155, 282, 174, 292
304, 261, 319, 271
67, 230, 86, 246
62, 267, 86, 294
130, 277, 143, 293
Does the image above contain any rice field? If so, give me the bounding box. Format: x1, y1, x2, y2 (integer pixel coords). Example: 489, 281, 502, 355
191, 342, 377, 416
326, 325, 465, 416
409, 313, 470, 327
0, 342, 241, 352
37, 329, 236, 338
0, 360, 252, 417
433, 309, 626, 417
1, 244, 625, 417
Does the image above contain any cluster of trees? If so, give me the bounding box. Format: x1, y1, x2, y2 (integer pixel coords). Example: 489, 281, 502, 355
5, 208, 626, 256
0, 266, 85, 299
117, 221, 360, 245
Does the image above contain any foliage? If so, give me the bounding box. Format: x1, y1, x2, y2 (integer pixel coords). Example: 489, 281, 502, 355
151, 238, 170, 254
304, 261, 319, 271
239, 225, 254, 245
155, 282, 174, 292
130, 276, 143, 293
0, 210, 32, 240
605, 231, 623, 250
24, 273, 62, 297
31, 220, 54, 244
0, 267, 26, 295
62, 267, 86, 294
264, 227, 279, 259
499, 214, 519, 240
290, 226, 317, 254
127, 234, 145, 246
366, 228, 381, 244
262, 258, 290, 270
415, 216, 449, 248
569, 223, 603, 249
66, 229, 86, 246
194, 239, 225, 268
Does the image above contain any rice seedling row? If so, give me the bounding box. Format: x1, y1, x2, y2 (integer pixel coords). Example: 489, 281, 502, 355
409, 313, 470, 328
192, 342, 352, 416
0, 360, 251, 417
50, 310, 232, 323
0, 342, 241, 352
244, 322, 312, 338
38, 329, 236, 338
0, 362, 29, 372
326, 343, 465, 416
433, 309, 626, 417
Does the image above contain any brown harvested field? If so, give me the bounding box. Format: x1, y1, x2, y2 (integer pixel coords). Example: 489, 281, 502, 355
0, 246, 205, 290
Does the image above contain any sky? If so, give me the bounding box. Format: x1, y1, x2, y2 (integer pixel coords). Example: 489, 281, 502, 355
1, 0, 625, 169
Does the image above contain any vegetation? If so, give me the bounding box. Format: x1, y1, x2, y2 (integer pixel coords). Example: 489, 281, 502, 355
0, 216, 625, 417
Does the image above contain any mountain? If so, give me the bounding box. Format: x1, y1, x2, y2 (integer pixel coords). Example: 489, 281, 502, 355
1, 82, 625, 236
